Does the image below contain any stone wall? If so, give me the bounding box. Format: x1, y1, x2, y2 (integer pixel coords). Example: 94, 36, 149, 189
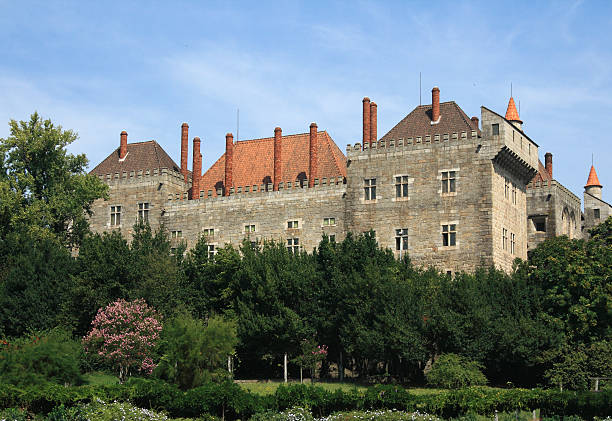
583, 191, 612, 237
344, 129, 495, 274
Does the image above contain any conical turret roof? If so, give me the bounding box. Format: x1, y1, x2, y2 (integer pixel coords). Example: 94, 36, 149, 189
585, 165, 602, 188
505, 97, 522, 123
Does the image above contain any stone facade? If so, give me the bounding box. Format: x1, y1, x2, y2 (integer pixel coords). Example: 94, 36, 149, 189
89, 88, 595, 273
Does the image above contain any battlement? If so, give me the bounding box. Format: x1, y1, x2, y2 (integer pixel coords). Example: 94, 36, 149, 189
346, 130, 480, 158
527, 179, 581, 204
97, 167, 189, 188
167, 176, 346, 203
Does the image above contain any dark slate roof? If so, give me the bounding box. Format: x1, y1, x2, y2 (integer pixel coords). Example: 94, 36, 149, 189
90, 141, 181, 176
380, 101, 480, 141
200, 131, 346, 195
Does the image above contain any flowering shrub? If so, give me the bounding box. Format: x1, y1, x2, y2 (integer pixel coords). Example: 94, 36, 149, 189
292, 338, 328, 382
250, 408, 442, 421
83, 299, 162, 383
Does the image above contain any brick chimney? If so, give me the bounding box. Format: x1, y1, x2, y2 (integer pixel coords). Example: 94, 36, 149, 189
273, 127, 282, 191
545, 152, 553, 179
471, 116, 479, 129
181, 123, 189, 182
362, 97, 371, 148
191, 137, 201, 199
370, 102, 377, 143
432, 87, 440, 123
119, 130, 127, 160
309, 123, 318, 188
224, 133, 234, 196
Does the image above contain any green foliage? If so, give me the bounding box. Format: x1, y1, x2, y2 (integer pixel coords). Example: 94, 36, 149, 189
0, 112, 107, 248
425, 354, 487, 389
155, 314, 238, 389
0, 329, 83, 387
543, 340, 612, 391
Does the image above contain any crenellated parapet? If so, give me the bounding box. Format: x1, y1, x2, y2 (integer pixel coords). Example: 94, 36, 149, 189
167, 176, 346, 202
346, 130, 481, 159
97, 167, 189, 190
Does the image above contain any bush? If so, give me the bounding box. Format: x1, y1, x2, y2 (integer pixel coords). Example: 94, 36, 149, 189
154, 314, 237, 390
0, 329, 83, 387
426, 354, 487, 389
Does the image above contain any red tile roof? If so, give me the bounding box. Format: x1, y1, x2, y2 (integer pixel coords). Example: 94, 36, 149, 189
380, 101, 480, 141
531, 160, 553, 184
199, 131, 346, 194
585, 165, 602, 187
505, 97, 522, 122
90, 141, 182, 176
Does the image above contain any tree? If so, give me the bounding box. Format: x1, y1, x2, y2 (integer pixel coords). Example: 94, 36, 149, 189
426, 353, 487, 389
83, 298, 162, 383
155, 314, 238, 389
0, 112, 107, 248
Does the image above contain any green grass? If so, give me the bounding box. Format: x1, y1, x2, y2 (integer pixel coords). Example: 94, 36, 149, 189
238, 381, 444, 396
82, 371, 119, 386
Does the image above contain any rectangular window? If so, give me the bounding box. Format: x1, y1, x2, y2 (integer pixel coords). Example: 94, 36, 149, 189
511, 233, 516, 255
287, 238, 299, 254
207, 244, 215, 259
287, 220, 299, 229
138, 202, 149, 222
395, 175, 409, 198
323, 217, 336, 226
395, 228, 408, 251
441, 171, 456, 193
203, 228, 214, 237
504, 178, 510, 199
245, 224, 256, 233
364, 178, 376, 200
442, 224, 456, 247
329, 234, 336, 243
594, 208, 600, 219
492, 123, 499, 135
512, 184, 517, 205
171, 230, 182, 239
110, 205, 121, 226
502, 228, 508, 250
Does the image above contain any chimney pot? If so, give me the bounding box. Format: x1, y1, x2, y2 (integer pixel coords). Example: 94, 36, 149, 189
362, 97, 371, 148
545, 152, 553, 179
191, 137, 202, 199
471, 116, 479, 129
273, 127, 282, 191
119, 131, 128, 159
432, 87, 440, 123
180, 123, 189, 182
309, 123, 318, 188
370, 102, 377, 143
225, 133, 234, 196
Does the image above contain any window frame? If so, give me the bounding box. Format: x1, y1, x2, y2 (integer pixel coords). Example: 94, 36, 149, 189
395, 228, 408, 251
441, 224, 457, 247
287, 237, 300, 254
395, 175, 409, 198
441, 170, 457, 194
364, 178, 377, 201
110, 205, 122, 227
137, 202, 149, 223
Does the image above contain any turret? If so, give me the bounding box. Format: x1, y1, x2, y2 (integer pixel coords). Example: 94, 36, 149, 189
505, 97, 523, 130
585, 165, 602, 199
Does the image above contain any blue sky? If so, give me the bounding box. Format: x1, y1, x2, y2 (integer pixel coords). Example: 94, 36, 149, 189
1, 0, 611, 202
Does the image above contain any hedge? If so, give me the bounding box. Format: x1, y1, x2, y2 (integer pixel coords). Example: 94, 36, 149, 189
0, 380, 610, 420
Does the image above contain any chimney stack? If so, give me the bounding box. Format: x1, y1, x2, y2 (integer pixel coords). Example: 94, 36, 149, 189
309, 123, 318, 188
545, 152, 553, 179
370, 102, 377, 143
471, 116, 479, 129
191, 137, 201, 199
432, 87, 440, 123
119, 130, 127, 160
273, 127, 282, 191
362, 97, 371, 148
224, 133, 234, 196
181, 123, 189, 182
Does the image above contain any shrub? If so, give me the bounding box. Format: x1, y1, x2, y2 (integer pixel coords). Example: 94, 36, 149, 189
83, 298, 162, 383
0, 329, 83, 387
154, 314, 237, 389
426, 354, 487, 389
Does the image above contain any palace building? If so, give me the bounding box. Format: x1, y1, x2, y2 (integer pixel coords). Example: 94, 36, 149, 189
89, 86, 602, 273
